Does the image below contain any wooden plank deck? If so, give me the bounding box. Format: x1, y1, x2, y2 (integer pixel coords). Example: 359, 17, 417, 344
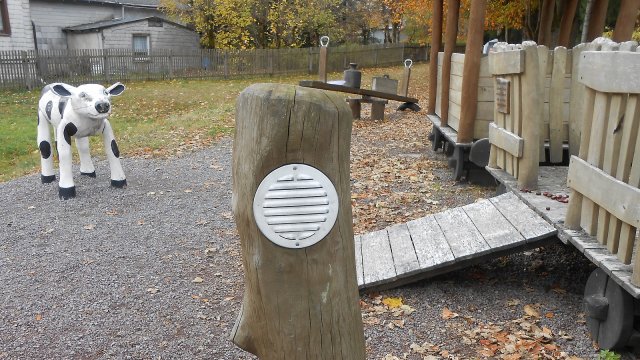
487, 166, 640, 298
356, 192, 557, 290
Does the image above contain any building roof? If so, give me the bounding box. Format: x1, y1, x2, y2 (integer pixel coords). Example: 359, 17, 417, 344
63, 16, 192, 32
36, 0, 161, 8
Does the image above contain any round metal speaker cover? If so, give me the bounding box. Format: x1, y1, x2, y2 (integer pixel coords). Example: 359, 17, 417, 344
253, 164, 339, 249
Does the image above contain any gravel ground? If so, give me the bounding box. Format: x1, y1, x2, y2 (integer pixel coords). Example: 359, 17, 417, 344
0, 131, 609, 359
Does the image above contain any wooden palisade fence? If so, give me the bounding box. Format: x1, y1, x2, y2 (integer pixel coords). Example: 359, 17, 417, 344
487, 38, 613, 190
565, 42, 640, 284
0, 44, 427, 90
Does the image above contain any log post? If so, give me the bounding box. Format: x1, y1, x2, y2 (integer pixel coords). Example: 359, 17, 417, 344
231, 83, 365, 360
518, 42, 541, 190
318, 36, 329, 82
440, 0, 460, 126
457, 0, 486, 144
427, 0, 444, 114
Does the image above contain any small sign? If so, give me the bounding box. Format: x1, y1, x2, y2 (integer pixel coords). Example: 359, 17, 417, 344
495, 78, 510, 114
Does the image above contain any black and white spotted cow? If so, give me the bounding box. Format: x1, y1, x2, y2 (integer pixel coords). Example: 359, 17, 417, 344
37, 82, 126, 199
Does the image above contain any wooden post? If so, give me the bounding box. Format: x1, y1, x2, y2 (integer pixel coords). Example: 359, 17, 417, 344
518, 42, 541, 190
586, 0, 610, 42
318, 36, 329, 82
427, 0, 444, 114
537, 0, 555, 47
613, 0, 640, 42
558, 0, 579, 47
439, 0, 460, 126
457, 0, 486, 144
231, 83, 365, 360
398, 59, 412, 97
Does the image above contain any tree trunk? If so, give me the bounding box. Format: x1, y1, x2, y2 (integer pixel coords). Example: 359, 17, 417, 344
231, 83, 365, 360
538, 0, 555, 46
558, 0, 579, 47
613, 0, 640, 42
584, 0, 609, 42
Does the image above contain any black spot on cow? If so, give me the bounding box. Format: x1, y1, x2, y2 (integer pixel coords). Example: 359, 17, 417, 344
58, 99, 68, 118
111, 140, 120, 158
39, 141, 52, 159
45, 101, 53, 120
63, 123, 78, 145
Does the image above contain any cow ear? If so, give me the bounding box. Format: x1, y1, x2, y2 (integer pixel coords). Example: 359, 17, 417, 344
50, 83, 75, 97
107, 82, 126, 96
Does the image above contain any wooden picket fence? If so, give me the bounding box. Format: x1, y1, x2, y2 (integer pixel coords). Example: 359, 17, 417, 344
487, 39, 614, 189
0, 44, 427, 90
565, 43, 640, 284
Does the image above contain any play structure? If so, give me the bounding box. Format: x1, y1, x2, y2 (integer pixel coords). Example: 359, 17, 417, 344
299, 37, 420, 121
427, 0, 640, 182
37, 82, 127, 199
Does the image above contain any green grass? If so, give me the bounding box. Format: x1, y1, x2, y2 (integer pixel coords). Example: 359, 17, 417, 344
0, 64, 424, 182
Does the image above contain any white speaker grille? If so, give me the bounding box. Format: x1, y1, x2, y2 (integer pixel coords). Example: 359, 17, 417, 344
253, 164, 339, 249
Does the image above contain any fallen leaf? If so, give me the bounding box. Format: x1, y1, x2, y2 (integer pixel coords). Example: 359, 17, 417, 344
184, 189, 193, 193
523, 304, 540, 318
382, 297, 403, 308
147, 287, 159, 294
192, 277, 204, 283
35, 313, 43, 321
545, 312, 555, 318
137, 219, 145, 225
83, 224, 95, 230
442, 307, 459, 320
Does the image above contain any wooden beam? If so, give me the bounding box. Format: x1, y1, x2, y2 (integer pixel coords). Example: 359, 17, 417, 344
428, 0, 444, 114
579, 52, 640, 94
488, 123, 524, 158
439, 0, 460, 126
558, 0, 579, 47
457, 0, 486, 143
613, 0, 640, 42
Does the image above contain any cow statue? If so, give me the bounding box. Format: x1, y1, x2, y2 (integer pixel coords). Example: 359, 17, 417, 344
37, 82, 126, 199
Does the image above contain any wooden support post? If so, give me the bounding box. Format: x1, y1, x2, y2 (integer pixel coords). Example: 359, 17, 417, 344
439, 0, 460, 126
457, 0, 486, 144
398, 59, 412, 97
231, 83, 365, 360
613, 0, 640, 42
558, 0, 579, 47
538, 0, 555, 47
427, 0, 444, 114
586, 0, 610, 42
518, 43, 541, 190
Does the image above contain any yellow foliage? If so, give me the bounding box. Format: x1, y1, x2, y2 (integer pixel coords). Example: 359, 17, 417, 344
382, 297, 404, 308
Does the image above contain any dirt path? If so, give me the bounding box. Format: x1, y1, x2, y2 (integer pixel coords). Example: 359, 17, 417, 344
1, 106, 603, 359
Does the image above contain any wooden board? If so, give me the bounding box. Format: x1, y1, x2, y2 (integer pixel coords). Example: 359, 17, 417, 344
361, 229, 396, 286
434, 207, 491, 260
406, 215, 455, 269
299, 80, 419, 103
490, 192, 557, 241
387, 223, 421, 275
462, 199, 526, 250
489, 123, 523, 158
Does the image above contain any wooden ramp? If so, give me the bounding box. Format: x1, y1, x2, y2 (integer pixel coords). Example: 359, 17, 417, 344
355, 192, 558, 290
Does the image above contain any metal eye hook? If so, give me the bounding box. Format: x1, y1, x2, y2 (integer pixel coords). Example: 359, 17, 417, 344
320, 36, 330, 47
404, 59, 413, 68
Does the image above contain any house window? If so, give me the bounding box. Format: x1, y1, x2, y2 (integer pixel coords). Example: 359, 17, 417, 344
148, 18, 163, 28
0, 0, 10, 35
132, 34, 150, 61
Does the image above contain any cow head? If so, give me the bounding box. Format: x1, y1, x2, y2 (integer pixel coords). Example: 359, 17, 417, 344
50, 82, 126, 120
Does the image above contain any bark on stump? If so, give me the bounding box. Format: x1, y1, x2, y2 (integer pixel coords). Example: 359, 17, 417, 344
230, 83, 366, 360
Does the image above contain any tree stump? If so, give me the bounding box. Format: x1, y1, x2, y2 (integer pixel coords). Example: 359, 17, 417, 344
231, 83, 365, 360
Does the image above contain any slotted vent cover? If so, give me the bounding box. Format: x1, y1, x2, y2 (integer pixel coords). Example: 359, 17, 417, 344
253, 164, 339, 249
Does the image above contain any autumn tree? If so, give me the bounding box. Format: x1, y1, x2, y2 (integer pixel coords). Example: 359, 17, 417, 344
160, 0, 254, 48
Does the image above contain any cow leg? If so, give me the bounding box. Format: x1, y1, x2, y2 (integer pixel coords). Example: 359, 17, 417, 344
37, 111, 56, 183
102, 120, 126, 188
57, 122, 77, 199
75, 136, 96, 177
